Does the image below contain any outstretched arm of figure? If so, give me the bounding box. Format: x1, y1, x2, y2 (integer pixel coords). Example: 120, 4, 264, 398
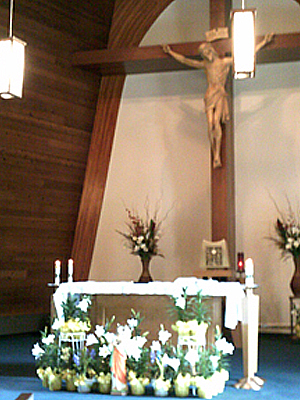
255, 33, 274, 53
162, 44, 205, 69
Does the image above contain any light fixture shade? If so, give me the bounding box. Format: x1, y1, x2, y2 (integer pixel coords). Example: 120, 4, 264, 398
232, 9, 256, 80
0, 36, 26, 99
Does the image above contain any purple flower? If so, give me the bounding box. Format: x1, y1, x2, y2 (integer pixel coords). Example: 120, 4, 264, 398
150, 349, 156, 364
90, 348, 96, 359
73, 353, 80, 367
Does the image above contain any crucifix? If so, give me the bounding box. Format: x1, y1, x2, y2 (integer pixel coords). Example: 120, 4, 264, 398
70, 0, 300, 284
162, 32, 273, 169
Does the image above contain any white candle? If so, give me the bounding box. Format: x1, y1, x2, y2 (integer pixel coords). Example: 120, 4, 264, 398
68, 258, 73, 283
54, 259, 61, 286
245, 257, 254, 288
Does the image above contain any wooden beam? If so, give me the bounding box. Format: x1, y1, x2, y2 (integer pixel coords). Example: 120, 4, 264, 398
209, 0, 235, 272
72, 33, 300, 76
71, 0, 175, 281
72, 75, 125, 281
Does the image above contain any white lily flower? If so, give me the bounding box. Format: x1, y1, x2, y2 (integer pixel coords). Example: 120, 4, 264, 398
185, 349, 199, 366
104, 331, 116, 345
42, 334, 55, 346
159, 327, 172, 345
135, 335, 147, 348
215, 337, 235, 355
210, 355, 220, 370
151, 340, 161, 352
127, 318, 138, 329
78, 298, 90, 312
127, 343, 142, 361
32, 343, 45, 359
95, 325, 105, 338
86, 333, 98, 346
164, 355, 180, 371
51, 318, 61, 331
175, 296, 186, 309
99, 345, 112, 358
117, 324, 132, 342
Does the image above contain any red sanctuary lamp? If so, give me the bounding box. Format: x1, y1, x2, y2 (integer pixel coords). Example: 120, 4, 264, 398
237, 252, 245, 273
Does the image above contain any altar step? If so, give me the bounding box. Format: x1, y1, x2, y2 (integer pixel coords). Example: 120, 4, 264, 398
15, 394, 34, 400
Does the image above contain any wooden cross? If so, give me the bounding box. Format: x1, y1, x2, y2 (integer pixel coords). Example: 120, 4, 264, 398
71, 0, 300, 280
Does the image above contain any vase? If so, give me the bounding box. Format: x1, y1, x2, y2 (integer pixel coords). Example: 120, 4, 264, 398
130, 379, 146, 395
291, 256, 300, 296
76, 378, 95, 393
138, 257, 153, 283
48, 373, 62, 391
98, 372, 112, 394
174, 382, 190, 397
153, 378, 171, 397
174, 373, 191, 397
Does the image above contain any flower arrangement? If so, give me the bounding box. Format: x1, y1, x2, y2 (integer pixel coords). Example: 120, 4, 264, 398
33, 302, 234, 397
192, 327, 234, 397
169, 288, 211, 325
52, 293, 92, 333
117, 207, 164, 261
150, 325, 179, 396
271, 201, 300, 258
32, 328, 63, 390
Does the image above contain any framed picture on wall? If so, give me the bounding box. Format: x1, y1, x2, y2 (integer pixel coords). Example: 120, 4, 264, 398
200, 239, 230, 269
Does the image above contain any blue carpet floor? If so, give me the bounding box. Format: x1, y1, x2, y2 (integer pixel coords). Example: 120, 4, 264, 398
0, 333, 299, 400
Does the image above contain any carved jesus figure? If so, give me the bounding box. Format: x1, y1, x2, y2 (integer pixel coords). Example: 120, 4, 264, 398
163, 33, 273, 168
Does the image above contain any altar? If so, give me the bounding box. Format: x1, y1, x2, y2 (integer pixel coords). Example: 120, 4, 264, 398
53, 277, 244, 343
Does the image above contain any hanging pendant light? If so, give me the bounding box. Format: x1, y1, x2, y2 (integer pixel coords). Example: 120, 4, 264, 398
0, 0, 26, 99
232, 1, 256, 80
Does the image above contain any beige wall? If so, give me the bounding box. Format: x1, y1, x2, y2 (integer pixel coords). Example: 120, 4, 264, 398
90, 0, 300, 331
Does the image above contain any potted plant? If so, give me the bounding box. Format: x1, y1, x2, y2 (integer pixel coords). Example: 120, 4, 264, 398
124, 310, 150, 395
85, 317, 116, 393
193, 327, 234, 398
149, 325, 179, 396
32, 328, 62, 391
73, 347, 97, 393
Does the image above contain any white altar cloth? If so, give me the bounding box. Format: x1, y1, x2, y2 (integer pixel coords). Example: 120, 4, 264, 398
53, 278, 244, 330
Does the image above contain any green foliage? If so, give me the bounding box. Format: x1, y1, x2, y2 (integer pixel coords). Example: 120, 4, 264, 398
169, 288, 210, 324
73, 347, 96, 378
194, 348, 215, 379
61, 293, 91, 322
127, 347, 150, 378
175, 348, 193, 377
34, 328, 61, 372
190, 291, 211, 325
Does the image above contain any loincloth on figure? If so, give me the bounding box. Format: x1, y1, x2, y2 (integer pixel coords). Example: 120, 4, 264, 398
204, 85, 230, 123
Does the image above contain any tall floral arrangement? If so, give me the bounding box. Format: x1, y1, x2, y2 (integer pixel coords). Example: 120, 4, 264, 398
271, 200, 300, 259
117, 207, 164, 261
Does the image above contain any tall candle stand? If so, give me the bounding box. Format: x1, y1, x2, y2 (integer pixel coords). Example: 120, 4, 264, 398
235, 259, 264, 391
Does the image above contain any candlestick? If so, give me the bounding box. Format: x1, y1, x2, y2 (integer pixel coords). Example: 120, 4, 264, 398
68, 258, 73, 283
54, 259, 61, 286
245, 257, 254, 288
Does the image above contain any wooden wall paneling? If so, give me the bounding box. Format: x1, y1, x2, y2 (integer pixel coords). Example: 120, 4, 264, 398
0, 1, 112, 318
